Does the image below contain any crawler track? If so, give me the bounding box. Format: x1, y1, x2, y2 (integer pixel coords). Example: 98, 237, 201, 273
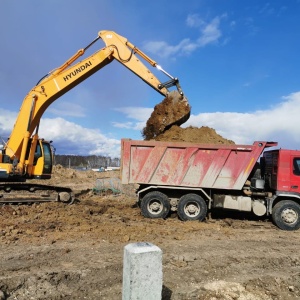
0, 182, 74, 204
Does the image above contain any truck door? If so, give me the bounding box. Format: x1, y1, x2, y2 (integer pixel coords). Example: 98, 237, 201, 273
290, 156, 300, 193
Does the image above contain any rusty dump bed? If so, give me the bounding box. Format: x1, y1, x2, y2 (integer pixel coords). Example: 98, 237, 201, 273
121, 139, 277, 190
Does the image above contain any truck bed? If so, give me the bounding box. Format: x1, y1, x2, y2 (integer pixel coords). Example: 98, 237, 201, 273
121, 139, 277, 190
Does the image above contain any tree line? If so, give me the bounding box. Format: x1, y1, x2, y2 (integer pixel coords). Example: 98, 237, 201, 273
54, 154, 120, 169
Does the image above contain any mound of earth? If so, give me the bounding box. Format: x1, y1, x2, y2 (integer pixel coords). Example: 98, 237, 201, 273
142, 91, 190, 140
153, 125, 235, 144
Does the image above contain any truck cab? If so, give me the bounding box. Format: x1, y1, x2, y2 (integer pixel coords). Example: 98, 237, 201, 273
264, 149, 300, 194
259, 149, 300, 230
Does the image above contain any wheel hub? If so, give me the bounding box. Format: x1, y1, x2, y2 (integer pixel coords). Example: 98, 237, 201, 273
281, 208, 298, 224
184, 203, 200, 216
149, 201, 162, 214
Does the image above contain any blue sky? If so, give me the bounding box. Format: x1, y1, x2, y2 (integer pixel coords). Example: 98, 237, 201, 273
1, 0, 300, 157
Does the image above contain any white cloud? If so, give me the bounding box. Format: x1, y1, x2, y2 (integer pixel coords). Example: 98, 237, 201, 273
39, 118, 120, 157
186, 14, 204, 28
0, 113, 120, 157
115, 91, 300, 149
114, 107, 152, 122
112, 107, 152, 130
185, 91, 300, 147
47, 102, 86, 117
142, 39, 193, 58
2, 91, 300, 158
197, 16, 222, 47
143, 14, 226, 58
0, 109, 17, 135
112, 122, 135, 129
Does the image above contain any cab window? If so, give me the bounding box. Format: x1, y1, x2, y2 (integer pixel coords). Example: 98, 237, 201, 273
293, 158, 300, 175
34, 144, 42, 165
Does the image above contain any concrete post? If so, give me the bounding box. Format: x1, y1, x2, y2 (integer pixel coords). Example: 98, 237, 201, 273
122, 242, 162, 300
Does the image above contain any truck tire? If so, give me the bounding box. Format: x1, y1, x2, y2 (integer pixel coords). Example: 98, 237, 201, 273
272, 200, 300, 231
141, 191, 170, 219
177, 193, 207, 221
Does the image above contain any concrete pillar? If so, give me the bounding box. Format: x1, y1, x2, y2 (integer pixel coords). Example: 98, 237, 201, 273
122, 242, 162, 300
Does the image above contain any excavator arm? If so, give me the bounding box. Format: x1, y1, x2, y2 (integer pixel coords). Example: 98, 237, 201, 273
3, 30, 189, 177
98, 31, 184, 96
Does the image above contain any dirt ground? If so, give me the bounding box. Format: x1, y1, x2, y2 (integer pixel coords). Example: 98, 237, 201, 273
1, 128, 300, 299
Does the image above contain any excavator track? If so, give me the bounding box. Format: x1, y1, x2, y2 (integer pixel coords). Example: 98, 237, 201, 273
0, 183, 74, 204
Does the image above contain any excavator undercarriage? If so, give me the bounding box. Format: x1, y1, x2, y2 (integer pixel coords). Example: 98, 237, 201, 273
0, 183, 74, 204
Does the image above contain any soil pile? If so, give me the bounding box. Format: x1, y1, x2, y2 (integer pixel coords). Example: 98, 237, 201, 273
154, 125, 235, 144
142, 90, 234, 144
142, 91, 190, 140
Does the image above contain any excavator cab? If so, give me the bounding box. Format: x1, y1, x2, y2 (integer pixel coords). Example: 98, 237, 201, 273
25, 138, 53, 179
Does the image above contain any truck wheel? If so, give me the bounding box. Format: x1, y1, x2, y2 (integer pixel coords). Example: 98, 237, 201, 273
272, 200, 300, 231
141, 191, 170, 219
177, 193, 207, 221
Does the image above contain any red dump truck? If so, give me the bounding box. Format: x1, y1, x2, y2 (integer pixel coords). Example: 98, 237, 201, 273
121, 139, 300, 231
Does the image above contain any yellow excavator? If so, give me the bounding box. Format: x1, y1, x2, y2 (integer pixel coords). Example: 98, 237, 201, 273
0, 30, 190, 203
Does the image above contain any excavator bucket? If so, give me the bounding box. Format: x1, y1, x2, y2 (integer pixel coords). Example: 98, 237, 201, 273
142, 90, 191, 140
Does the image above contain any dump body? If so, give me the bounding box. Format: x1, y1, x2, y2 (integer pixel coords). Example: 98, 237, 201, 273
121, 139, 276, 190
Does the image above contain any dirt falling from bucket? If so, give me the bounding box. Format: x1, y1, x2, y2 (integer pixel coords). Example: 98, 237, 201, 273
142, 90, 190, 140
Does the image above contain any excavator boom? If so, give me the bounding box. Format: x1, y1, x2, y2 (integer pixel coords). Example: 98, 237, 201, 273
6, 30, 189, 162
